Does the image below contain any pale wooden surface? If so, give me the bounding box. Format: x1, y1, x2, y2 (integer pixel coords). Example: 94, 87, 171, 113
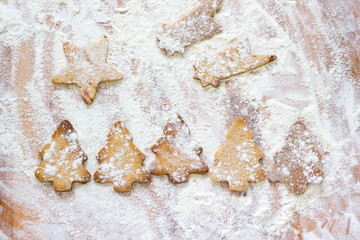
1, 0, 360, 239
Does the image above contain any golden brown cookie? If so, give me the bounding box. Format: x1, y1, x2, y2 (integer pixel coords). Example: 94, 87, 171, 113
52, 38, 122, 104
151, 115, 208, 183
94, 121, 151, 192
210, 119, 266, 191
268, 121, 324, 194
35, 120, 91, 192
157, 0, 222, 55
193, 41, 277, 87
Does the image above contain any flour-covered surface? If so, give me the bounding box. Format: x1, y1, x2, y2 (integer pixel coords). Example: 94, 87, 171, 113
0, 0, 360, 239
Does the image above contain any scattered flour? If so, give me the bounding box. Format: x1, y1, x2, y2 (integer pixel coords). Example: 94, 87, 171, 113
0, 0, 359, 239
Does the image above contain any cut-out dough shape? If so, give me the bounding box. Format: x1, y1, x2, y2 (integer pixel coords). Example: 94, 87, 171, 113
94, 121, 151, 192
52, 38, 122, 104
268, 121, 324, 194
157, 0, 222, 55
194, 41, 277, 87
151, 115, 208, 183
210, 119, 266, 191
35, 120, 91, 192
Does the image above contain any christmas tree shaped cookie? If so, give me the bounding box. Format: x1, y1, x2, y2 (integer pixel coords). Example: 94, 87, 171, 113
94, 121, 151, 192
35, 120, 91, 191
194, 41, 277, 87
151, 115, 208, 183
157, 0, 222, 55
52, 38, 122, 104
210, 119, 266, 191
268, 121, 324, 194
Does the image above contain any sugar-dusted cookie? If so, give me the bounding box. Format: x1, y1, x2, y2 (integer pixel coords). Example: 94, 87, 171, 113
193, 41, 277, 87
94, 121, 151, 192
35, 120, 91, 191
268, 121, 324, 194
151, 115, 208, 183
210, 119, 266, 191
52, 38, 122, 104
157, 0, 222, 55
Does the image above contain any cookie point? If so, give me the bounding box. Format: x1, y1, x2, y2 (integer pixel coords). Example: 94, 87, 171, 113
269, 55, 277, 62
211, 83, 220, 88
61, 119, 71, 124
84, 98, 94, 105
59, 120, 73, 130
51, 75, 58, 83
63, 41, 70, 48
113, 120, 123, 127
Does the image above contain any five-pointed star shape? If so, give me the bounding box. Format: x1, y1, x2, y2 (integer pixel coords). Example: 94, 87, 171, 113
52, 38, 122, 104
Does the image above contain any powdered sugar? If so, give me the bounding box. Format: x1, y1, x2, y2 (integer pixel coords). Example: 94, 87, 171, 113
167, 115, 202, 162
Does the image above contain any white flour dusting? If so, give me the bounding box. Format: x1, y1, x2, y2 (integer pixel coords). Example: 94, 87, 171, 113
0, 0, 359, 239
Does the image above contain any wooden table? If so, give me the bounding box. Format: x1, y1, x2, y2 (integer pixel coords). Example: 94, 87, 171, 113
1, 0, 359, 239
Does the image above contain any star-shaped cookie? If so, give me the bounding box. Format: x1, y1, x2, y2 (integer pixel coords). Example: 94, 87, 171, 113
52, 38, 122, 104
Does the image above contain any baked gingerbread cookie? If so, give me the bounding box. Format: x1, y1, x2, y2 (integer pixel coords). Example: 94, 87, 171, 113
52, 38, 122, 104
35, 120, 91, 191
268, 121, 324, 194
157, 0, 222, 55
151, 115, 208, 183
94, 121, 151, 192
194, 41, 277, 87
210, 119, 266, 191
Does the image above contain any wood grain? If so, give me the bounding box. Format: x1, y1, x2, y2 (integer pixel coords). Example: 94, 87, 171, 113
0, 0, 359, 239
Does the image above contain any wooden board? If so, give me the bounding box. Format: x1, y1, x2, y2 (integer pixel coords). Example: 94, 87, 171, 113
1, 0, 359, 239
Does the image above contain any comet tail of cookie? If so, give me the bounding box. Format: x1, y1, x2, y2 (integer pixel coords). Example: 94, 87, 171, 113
35, 120, 91, 192
157, 0, 222, 55
94, 121, 151, 192
150, 114, 208, 183
193, 41, 277, 87
210, 119, 266, 191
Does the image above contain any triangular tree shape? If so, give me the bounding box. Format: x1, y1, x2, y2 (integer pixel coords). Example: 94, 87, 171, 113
151, 115, 208, 183
268, 121, 324, 194
94, 121, 151, 192
35, 120, 91, 191
157, 0, 222, 55
210, 119, 266, 191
